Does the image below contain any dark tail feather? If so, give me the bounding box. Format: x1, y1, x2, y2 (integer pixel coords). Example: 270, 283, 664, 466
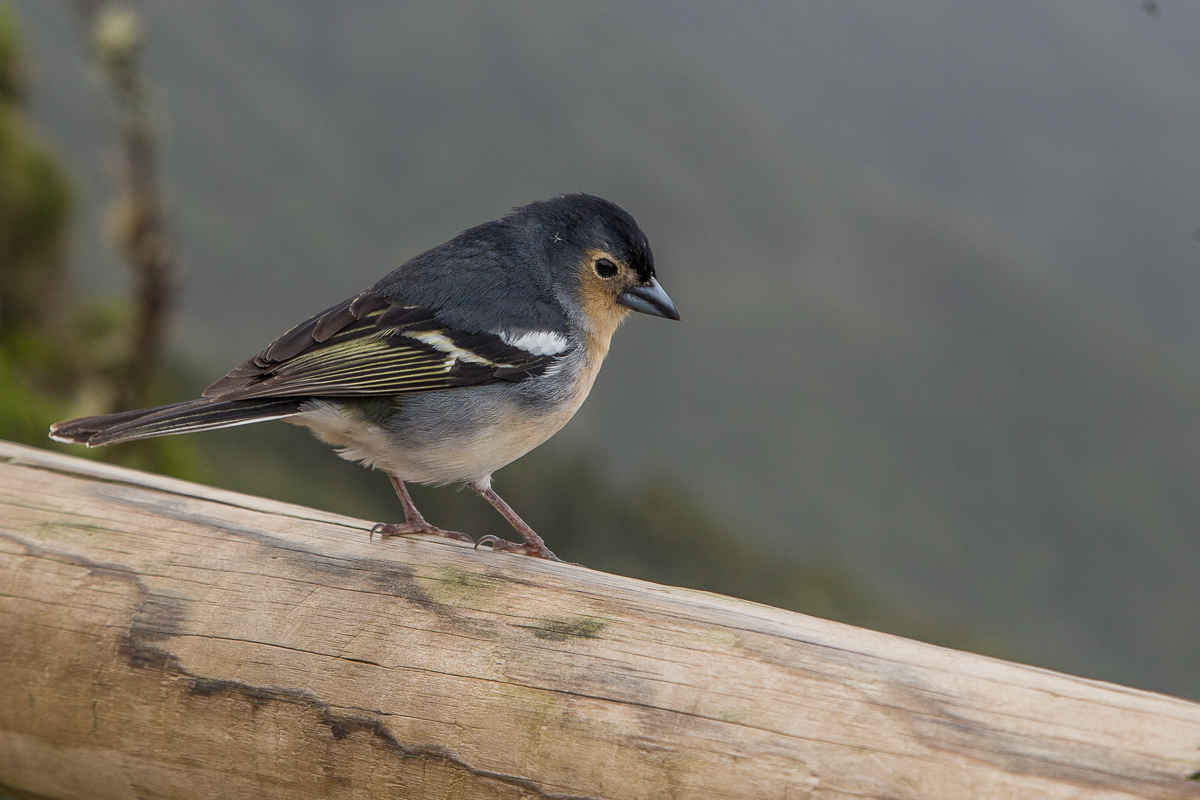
49, 397, 305, 447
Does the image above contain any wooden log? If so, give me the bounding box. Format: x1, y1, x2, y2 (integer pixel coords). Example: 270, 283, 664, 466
0, 439, 1198, 800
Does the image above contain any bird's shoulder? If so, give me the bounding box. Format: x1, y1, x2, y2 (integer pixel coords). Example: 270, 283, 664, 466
369, 224, 574, 335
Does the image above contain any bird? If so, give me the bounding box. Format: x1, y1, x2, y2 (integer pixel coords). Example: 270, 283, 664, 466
49, 194, 679, 562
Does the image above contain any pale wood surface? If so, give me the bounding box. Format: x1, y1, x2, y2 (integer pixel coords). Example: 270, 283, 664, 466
1, 439, 1198, 800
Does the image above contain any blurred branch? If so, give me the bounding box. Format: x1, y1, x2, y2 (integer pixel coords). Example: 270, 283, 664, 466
73, 2, 177, 414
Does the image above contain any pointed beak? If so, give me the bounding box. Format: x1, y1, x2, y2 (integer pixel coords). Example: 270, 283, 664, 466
616, 277, 681, 321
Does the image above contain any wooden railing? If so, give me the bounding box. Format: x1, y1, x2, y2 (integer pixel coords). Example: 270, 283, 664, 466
1, 440, 1198, 799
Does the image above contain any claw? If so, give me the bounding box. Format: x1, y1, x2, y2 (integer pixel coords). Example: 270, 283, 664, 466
376, 474, 472, 544
474, 534, 523, 554
473, 533, 563, 561
372, 521, 473, 544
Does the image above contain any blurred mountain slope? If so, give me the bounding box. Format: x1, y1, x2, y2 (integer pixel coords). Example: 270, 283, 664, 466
644, 0, 1200, 352
10, 0, 1200, 698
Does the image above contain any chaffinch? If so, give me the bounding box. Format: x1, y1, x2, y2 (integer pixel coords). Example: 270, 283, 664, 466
50, 194, 679, 561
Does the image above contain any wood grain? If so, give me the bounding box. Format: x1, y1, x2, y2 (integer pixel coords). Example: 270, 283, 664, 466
0, 440, 1198, 799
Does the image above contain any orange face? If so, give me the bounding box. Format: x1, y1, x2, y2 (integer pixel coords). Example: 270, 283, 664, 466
575, 247, 643, 345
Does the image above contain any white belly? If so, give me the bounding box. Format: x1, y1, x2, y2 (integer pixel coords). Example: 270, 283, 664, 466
288, 349, 602, 489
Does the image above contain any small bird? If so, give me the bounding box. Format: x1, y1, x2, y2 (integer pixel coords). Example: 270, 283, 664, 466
50, 194, 679, 561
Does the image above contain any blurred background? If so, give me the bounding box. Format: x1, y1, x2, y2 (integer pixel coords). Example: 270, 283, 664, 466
2, 0, 1198, 699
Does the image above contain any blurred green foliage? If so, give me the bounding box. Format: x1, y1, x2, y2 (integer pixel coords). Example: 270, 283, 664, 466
0, 2, 72, 445
0, 4, 69, 360
0, 349, 63, 444
0, 3, 199, 479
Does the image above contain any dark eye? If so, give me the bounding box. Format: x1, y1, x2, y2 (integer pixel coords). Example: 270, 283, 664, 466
594, 258, 618, 278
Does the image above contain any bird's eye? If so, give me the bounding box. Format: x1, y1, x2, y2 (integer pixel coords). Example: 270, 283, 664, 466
594, 258, 619, 278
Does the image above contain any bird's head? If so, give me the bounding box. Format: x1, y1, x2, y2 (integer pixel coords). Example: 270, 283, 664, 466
515, 194, 680, 339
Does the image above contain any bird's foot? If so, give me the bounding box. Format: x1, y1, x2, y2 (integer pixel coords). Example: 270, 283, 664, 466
474, 534, 564, 562
371, 521, 473, 544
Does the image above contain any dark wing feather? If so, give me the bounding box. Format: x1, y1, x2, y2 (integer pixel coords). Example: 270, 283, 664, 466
203, 293, 562, 401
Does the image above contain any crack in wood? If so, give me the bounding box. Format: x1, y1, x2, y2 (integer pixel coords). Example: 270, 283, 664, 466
120, 640, 600, 800
0, 530, 595, 800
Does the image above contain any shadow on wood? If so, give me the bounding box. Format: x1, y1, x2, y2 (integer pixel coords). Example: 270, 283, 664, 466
1, 440, 1198, 799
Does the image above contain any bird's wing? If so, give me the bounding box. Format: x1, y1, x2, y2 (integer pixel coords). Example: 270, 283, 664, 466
202, 293, 568, 400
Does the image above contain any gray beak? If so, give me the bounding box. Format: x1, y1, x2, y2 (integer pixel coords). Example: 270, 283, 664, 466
616, 277, 681, 321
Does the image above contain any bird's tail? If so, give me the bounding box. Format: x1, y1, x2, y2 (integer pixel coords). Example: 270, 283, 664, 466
49, 397, 305, 447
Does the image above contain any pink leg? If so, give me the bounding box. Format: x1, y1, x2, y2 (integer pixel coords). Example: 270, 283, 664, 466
470, 484, 563, 561
371, 474, 472, 543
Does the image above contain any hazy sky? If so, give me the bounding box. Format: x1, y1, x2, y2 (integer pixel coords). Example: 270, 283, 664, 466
641, 0, 1200, 353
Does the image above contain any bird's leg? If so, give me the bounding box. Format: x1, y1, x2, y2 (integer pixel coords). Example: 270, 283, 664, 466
371, 474, 473, 543
470, 484, 563, 561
